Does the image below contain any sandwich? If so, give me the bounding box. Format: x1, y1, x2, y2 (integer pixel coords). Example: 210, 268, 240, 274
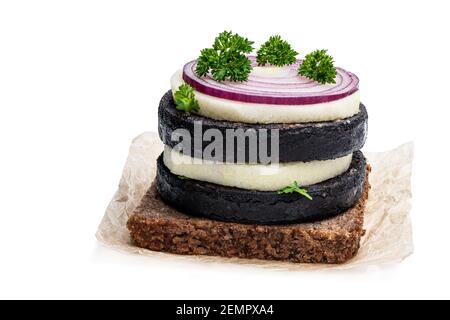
127, 32, 369, 264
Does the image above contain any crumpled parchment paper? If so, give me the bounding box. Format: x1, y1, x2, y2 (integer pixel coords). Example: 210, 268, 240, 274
96, 132, 414, 271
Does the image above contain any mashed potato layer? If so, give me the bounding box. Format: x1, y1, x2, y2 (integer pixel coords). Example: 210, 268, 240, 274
170, 70, 360, 124
163, 146, 352, 191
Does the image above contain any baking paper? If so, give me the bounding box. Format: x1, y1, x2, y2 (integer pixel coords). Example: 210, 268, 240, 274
96, 132, 414, 271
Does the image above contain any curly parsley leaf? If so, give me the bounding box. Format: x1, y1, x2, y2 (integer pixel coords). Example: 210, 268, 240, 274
277, 181, 313, 200
256, 35, 298, 67
195, 31, 254, 82
174, 84, 200, 113
298, 49, 337, 84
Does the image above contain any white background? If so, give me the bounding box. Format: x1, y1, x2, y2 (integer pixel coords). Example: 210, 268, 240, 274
0, 0, 449, 300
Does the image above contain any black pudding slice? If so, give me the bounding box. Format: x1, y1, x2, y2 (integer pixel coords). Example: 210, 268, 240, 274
159, 91, 368, 163
156, 151, 367, 225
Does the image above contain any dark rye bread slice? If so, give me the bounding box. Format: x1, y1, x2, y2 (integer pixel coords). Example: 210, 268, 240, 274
159, 90, 368, 163
157, 151, 366, 225
127, 165, 371, 264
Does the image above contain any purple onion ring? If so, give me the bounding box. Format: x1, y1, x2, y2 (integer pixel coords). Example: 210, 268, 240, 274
182, 56, 359, 105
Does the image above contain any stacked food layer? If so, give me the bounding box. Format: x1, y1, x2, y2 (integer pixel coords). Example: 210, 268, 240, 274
128, 33, 369, 263
157, 56, 367, 224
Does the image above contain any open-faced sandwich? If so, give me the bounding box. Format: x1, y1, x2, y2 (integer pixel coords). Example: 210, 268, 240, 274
127, 32, 369, 264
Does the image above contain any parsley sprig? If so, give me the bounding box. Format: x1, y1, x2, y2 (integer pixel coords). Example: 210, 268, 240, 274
256, 35, 298, 67
195, 31, 254, 82
298, 49, 337, 84
174, 84, 199, 113
277, 181, 313, 200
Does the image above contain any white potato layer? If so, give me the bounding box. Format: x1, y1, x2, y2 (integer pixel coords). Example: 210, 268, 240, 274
163, 146, 353, 191
170, 70, 360, 124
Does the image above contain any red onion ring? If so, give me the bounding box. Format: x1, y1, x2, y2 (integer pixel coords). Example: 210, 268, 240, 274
182, 56, 359, 105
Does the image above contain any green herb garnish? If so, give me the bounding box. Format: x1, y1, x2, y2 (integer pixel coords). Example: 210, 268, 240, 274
178, 175, 191, 180
195, 31, 254, 82
256, 35, 298, 67
174, 84, 200, 113
298, 49, 337, 84
277, 181, 313, 200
